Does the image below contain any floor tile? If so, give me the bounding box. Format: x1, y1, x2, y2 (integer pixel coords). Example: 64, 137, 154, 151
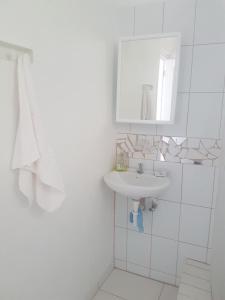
101, 269, 163, 300
93, 290, 121, 300
160, 284, 178, 300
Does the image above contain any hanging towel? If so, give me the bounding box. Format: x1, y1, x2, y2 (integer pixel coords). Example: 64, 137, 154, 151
141, 84, 153, 120
12, 53, 65, 212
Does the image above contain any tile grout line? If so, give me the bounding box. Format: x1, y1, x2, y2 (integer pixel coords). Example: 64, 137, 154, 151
132, 6, 136, 37
161, 1, 165, 33
175, 163, 184, 279
185, 0, 198, 137
218, 75, 225, 138
117, 195, 214, 211
114, 261, 187, 283
117, 131, 222, 140
115, 224, 210, 250
158, 283, 165, 300
156, 1, 165, 137
149, 193, 154, 278
100, 288, 128, 300
182, 271, 210, 282
206, 166, 216, 255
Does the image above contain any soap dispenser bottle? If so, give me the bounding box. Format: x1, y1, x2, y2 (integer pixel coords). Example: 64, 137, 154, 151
115, 151, 128, 172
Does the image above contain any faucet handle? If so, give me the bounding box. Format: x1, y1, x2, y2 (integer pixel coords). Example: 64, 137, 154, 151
154, 169, 167, 177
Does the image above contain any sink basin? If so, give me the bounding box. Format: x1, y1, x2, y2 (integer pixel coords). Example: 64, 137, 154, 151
104, 171, 170, 200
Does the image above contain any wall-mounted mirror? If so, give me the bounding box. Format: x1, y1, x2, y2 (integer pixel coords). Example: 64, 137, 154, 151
116, 33, 181, 124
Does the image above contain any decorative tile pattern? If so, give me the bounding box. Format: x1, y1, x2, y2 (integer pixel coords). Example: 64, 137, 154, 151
116, 134, 221, 166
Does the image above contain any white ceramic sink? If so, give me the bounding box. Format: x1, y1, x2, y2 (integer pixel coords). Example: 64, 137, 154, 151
104, 171, 170, 200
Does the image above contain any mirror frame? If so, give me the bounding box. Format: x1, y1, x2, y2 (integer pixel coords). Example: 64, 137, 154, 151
116, 32, 181, 125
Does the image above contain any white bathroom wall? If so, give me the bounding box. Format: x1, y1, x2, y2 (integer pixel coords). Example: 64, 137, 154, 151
0, 1, 117, 300
114, 0, 225, 285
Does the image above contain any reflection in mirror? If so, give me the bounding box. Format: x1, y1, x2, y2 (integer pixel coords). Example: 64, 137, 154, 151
116, 34, 181, 124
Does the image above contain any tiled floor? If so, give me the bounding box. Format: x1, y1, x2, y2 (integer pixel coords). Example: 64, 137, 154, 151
93, 269, 178, 300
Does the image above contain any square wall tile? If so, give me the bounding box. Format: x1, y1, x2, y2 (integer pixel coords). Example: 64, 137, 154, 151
101, 269, 163, 300
127, 230, 151, 268
163, 0, 196, 45
115, 194, 127, 228
179, 205, 211, 247
177, 243, 207, 277
134, 2, 163, 35
182, 165, 214, 207
178, 46, 193, 93
127, 262, 149, 277
195, 0, 225, 44
187, 93, 223, 139
160, 284, 178, 300
220, 94, 225, 139
207, 249, 212, 265
151, 236, 178, 276
157, 93, 189, 137
150, 270, 176, 285
128, 199, 152, 234
154, 161, 182, 203
191, 44, 225, 92
152, 200, 180, 240
115, 227, 127, 261
115, 259, 126, 271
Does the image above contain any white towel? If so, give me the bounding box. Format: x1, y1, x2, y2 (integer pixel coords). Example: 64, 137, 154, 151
141, 84, 153, 120
12, 53, 65, 212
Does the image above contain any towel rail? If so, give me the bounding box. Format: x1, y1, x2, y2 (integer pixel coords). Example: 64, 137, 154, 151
0, 40, 33, 62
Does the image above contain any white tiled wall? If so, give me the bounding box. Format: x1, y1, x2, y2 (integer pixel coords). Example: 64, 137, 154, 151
114, 0, 224, 285
114, 162, 215, 284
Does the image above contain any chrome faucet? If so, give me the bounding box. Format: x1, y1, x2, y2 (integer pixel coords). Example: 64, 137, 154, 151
137, 163, 144, 174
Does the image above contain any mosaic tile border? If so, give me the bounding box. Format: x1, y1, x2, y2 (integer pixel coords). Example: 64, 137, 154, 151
116, 133, 222, 166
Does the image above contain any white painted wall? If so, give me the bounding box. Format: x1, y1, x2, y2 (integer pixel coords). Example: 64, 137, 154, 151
0, 1, 117, 299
